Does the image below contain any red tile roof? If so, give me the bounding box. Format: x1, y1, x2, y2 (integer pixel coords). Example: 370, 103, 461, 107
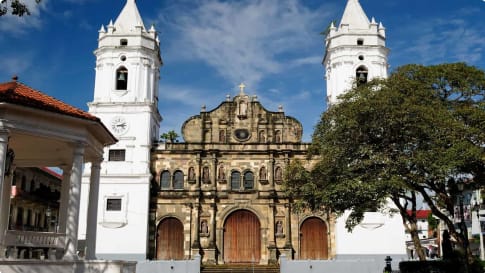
0, 78, 99, 122
407, 210, 432, 219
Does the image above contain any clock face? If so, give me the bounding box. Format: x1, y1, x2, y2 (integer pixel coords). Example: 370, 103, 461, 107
110, 116, 128, 135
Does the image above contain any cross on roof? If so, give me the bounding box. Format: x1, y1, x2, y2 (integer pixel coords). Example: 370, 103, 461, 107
238, 83, 246, 94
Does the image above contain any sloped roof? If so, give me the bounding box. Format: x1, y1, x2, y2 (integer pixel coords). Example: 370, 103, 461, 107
0, 78, 99, 122
340, 0, 370, 29
407, 210, 432, 219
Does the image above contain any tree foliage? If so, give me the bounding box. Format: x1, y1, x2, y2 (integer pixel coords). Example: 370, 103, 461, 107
160, 130, 180, 143
0, 0, 41, 17
285, 63, 485, 261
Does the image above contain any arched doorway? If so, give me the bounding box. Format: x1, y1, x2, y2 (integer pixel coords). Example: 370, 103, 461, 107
156, 217, 184, 260
223, 210, 261, 263
300, 217, 328, 259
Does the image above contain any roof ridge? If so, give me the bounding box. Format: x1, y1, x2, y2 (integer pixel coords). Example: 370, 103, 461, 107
0, 80, 99, 122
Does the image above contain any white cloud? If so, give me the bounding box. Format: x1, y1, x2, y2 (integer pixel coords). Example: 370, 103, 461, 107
159, 0, 331, 87
159, 83, 222, 109
0, 0, 48, 34
0, 54, 33, 79
393, 17, 485, 66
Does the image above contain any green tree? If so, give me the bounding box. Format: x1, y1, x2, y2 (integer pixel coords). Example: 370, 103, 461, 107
160, 130, 179, 143
285, 63, 485, 263
0, 0, 41, 16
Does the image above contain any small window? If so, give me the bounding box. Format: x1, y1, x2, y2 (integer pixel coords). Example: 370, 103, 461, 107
21, 176, 26, 191
106, 198, 122, 211
116, 66, 128, 90
243, 171, 254, 190
108, 149, 126, 161
357, 38, 364, 45
120, 39, 128, 46
160, 171, 170, 189
231, 171, 241, 190
173, 170, 184, 189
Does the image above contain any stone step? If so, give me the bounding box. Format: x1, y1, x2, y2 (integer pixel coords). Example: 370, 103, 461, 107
201, 265, 280, 273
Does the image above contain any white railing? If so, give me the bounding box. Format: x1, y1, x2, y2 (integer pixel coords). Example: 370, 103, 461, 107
4, 230, 65, 248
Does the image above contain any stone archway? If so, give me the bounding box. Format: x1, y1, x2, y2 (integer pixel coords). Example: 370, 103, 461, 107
300, 217, 328, 259
223, 210, 260, 264
156, 217, 184, 260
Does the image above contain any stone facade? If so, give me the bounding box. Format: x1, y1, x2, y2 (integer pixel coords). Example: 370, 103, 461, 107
149, 89, 335, 264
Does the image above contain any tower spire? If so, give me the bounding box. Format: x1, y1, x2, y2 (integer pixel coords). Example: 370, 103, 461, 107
114, 0, 146, 32
339, 0, 370, 29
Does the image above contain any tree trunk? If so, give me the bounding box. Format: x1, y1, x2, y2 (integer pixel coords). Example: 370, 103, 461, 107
408, 221, 427, 260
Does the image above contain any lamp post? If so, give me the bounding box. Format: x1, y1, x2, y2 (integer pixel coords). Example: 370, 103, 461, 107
45, 207, 51, 232
473, 197, 485, 260
457, 182, 469, 273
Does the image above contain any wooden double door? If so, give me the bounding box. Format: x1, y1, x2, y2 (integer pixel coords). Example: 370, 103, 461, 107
156, 217, 184, 260
223, 210, 261, 263
299, 217, 328, 259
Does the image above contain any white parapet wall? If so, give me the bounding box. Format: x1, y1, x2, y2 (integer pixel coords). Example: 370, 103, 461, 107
280, 254, 394, 273
0, 260, 136, 273
136, 255, 201, 273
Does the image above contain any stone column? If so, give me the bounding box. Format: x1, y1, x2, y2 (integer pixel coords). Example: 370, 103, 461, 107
57, 165, 72, 234
211, 153, 217, 191
268, 203, 277, 264
284, 203, 292, 247
85, 158, 102, 260
196, 154, 201, 191
205, 203, 217, 264
191, 202, 201, 256
269, 155, 275, 190
64, 143, 85, 260
0, 130, 10, 258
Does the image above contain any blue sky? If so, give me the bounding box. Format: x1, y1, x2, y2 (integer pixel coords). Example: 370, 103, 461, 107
1, 0, 484, 142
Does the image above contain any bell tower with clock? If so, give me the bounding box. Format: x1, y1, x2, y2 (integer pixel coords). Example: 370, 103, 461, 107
79, 0, 162, 261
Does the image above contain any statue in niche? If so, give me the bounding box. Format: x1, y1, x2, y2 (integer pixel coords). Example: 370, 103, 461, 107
218, 165, 225, 180
219, 130, 226, 142
201, 220, 209, 234
275, 130, 281, 143
188, 167, 195, 181
275, 166, 282, 182
259, 130, 266, 143
276, 220, 283, 234
239, 101, 247, 117
202, 166, 210, 183
259, 166, 267, 180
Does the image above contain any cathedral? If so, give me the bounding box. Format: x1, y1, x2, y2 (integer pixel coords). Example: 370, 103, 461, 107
79, 0, 406, 264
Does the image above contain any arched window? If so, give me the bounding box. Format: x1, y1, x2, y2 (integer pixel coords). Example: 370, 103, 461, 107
116, 66, 128, 90
356, 65, 368, 85
173, 171, 184, 189
231, 171, 241, 190
160, 171, 170, 189
243, 171, 254, 190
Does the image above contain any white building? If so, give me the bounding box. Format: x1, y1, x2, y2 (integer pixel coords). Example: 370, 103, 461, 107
323, 0, 407, 261
77, 0, 407, 263
79, 0, 162, 260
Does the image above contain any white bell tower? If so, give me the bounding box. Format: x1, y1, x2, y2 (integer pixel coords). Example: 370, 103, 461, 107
324, 0, 407, 261
79, 0, 162, 260
323, 0, 388, 105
